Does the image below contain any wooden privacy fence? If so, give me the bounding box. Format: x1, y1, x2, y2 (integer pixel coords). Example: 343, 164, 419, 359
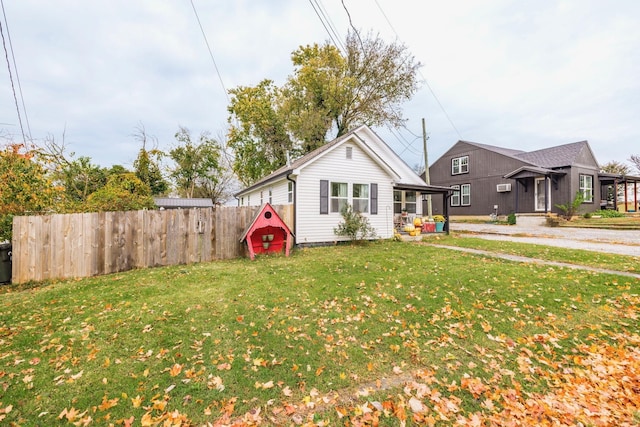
11, 205, 293, 284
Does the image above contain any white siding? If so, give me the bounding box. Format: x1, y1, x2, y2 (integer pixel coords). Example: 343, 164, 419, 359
295, 143, 395, 244
355, 126, 428, 187
239, 179, 291, 207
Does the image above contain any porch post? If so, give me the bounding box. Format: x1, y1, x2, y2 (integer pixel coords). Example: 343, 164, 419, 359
543, 176, 547, 214
514, 179, 519, 213
443, 192, 450, 235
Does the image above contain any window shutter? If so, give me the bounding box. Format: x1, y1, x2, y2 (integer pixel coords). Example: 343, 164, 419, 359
370, 183, 378, 215
320, 180, 328, 214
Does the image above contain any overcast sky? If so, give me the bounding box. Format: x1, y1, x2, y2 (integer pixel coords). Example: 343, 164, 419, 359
1, 0, 639, 173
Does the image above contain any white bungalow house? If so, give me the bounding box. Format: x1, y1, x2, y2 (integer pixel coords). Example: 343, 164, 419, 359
234, 125, 452, 245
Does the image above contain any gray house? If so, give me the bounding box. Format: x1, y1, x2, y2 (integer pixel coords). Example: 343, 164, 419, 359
427, 140, 605, 217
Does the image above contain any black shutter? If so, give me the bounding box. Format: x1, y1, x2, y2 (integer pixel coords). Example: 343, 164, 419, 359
370, 183, 378, 215
320, 180, 329, 214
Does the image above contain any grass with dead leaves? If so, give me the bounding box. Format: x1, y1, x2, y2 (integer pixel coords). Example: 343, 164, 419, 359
0, 240, 638, 426
425, 234, 640, 273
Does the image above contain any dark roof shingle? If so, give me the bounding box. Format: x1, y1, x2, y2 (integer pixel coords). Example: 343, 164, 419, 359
514, 141, 588, 168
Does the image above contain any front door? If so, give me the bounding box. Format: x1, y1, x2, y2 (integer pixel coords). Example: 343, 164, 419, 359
535, 177, 550, 212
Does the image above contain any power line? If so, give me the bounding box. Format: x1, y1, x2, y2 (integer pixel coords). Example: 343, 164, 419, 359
373, 0, 463, 140
0, 1, 25, 144
1, 0, 30, 141
308, 0, 344, 53
189, 0, 229, 103
388, 126, 422, 157
315, 0, 346, 53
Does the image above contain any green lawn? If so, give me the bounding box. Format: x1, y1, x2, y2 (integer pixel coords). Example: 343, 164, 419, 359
0, 239, 638, 426
427, 234, 640, 273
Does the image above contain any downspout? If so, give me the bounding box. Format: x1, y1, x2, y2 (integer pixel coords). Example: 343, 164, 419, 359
286, 173, 296, 245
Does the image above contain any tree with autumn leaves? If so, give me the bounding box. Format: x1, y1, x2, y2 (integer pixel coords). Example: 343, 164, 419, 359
227, 31, 421, 186
0, 143, 62, 241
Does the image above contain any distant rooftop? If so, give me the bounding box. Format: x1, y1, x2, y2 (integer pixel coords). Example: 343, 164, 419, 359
154, 198, 214, 209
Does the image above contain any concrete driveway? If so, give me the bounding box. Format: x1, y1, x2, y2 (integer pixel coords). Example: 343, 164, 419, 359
449, 216, 640, 257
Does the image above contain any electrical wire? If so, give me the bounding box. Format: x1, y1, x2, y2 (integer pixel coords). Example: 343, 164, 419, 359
315, 0, 346, 53
308, 0, 344, 54
189, 0, 230, 103
388, 126, 421, 156
373, 0, 463, 140
0, 0, 30, 141
0, 2, 25, 144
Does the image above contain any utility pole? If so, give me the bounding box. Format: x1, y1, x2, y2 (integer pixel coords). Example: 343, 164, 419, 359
422, 117, 433, 218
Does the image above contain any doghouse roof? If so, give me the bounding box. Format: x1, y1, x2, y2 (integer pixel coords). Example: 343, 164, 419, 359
239, 203, 293, 242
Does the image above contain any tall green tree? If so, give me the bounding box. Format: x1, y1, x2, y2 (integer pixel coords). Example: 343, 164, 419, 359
132, 125, 168, 196
169, 127, 223, 200
227, 80, 293, 186
285, 31, 421, 142
227, 30, 420, 185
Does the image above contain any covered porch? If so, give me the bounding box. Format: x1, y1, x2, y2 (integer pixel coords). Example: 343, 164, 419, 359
393, 183, 454, 235
599, 173, 640, 212
504, 166, 567, 214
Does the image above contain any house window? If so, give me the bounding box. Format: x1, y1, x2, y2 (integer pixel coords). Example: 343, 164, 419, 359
268, 188, 273, 204
241, 196, 244, 206
461, 184, 471, 206
405, 191, 417, 213
393, 190, 417, 213
452, 156, 469, 175
451, 185, 460, 206
330, 182, 348, 213
394, 190, 402, 213
260, 191, 263, 205
346, 146, 353, 159
352, 183, 369, 213
287, 182, 293, 203
579, 174, 593, 203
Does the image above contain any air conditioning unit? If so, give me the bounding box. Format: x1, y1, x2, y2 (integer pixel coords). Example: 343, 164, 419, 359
496, 183, 512, 193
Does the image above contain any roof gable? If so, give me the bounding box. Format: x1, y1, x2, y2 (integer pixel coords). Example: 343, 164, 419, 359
514, 141, 593, 168
236, 125, 427, 196
433, 140, 531, 168
239, 203, 293, 242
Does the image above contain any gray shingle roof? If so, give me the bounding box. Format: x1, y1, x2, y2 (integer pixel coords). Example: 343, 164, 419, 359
154, 198, 214, 208
463, 141, 526, 158
462, 140, 590, 169
513, 141, 589, 168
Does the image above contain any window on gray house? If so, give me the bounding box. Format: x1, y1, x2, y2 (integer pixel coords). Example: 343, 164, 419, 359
579, 174, 593, 202
451, 185, 460, 206
452, 156, 469, 175
461, 184, 471, 206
